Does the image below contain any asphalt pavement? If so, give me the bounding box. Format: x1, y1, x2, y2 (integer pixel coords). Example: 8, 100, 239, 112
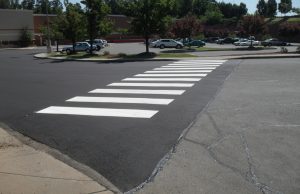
0, 49, 238, 192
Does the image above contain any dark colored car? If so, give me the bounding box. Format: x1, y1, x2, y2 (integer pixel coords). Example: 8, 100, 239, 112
216, 37, 236, 44
203, 37, 220, 43
184, 40, 206, 47
261, 38, 287, 46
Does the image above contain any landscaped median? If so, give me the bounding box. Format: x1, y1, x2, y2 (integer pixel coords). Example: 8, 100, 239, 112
34, 51, 199, 61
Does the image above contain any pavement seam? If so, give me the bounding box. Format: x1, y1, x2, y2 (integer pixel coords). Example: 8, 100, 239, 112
0, 171, 93, 181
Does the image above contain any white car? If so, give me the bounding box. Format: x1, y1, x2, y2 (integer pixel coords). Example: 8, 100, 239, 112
150, 39, 183, 49
234, 39, 260, 46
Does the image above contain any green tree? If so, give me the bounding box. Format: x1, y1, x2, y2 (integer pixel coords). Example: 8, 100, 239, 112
267, 0, 277, 17
279, 0, 292, 15
126, 0, 172, 53
60, 3, 86, 53
257, 0, 267, 16
81, 0, 110, 54
0, 0, 10, 8
21, 0, 35, 9
204, 3, 223, 25
19, 27, 32, 47
292, 7, 300, 15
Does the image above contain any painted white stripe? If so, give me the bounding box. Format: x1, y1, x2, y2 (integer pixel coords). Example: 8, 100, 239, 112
181, 60, 227, 62
108, 82, 194, 87
173, 62, 223, 64
36, 106, 158, 118
123, 78, 201, 82
67, 96, 174, 105
166, 64, 220, 67
135, 74, 207, 77
155, 67, 216, 70
89, 89, 185, 95
145, 70, 212, 73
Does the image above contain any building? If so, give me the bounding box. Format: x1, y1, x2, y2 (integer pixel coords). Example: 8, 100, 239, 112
0, 9, 34, 44
33, 14, 57, 46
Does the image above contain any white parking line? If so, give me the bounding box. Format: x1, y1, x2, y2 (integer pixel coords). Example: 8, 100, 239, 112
180, 60, 226, 63
108, 82, 194, 87
36, 106, 158, 118
135, 74, 207, 77
173, 62, 223, 64
89, 89, 185, 95
67, 96, 174, 105
155, 67, 216, 70
165, 64, 220, 67
145, 70, 212, 73
123, 78, 201, 82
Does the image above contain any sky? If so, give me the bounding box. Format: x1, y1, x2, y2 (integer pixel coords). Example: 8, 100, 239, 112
70, 0, 300, 15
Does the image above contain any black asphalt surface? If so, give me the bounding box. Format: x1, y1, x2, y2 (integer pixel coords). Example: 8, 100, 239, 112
0, 49, 238, 192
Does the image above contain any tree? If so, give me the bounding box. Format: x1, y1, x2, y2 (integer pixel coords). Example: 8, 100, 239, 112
204, 3, 223, 25
21, 0, 35, 10
292, 7, 300, 15
126, 0, 172, 53
240, 14, 266, 39
0, 0, 10, 8
60, 3, 86, 53
267, 0, 277, 17
50, 0, 63, 14
279, 0, 292, 15
257, 0, 267, 16
170, 14, 202, 44
81, 0, 110, 54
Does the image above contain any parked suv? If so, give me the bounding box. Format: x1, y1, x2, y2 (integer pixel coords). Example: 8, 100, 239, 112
85, 39, 108, 51
150, 39, 183, 49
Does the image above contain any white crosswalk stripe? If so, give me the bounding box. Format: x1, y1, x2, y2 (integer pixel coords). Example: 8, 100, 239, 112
123, 78, 201, 82
145, 70, 212, 73
155, 67, 216, 70
107, 82, 194, 87
67, 96, 174, 105
135, 74, 207, 77
36, 106, 158, 118
89, 89, 186, 95
36, 59, 225, 118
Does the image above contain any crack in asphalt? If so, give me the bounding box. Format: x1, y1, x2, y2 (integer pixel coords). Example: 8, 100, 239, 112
185, 110, 284, 194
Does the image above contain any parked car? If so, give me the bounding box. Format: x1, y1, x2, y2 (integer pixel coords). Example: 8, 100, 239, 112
61, 42, 96, 54
203, 37, 220, 43
150, 39, 183, 49
184, 40, 206, 47
234, 39, 260, 46
261, 38, 287, 46
85, 39, 108, 51
216, 37, 236, 44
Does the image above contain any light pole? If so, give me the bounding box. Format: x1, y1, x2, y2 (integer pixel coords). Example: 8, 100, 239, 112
46, 0, 51, 53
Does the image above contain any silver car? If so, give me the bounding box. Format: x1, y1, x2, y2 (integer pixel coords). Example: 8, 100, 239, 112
61, 42, 96, 54
150, 39, 183, 49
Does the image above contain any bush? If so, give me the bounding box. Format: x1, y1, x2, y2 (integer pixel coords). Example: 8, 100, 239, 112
19, 28, 32, 47
280, 47, 288, 53
103, 51, 110, 56
279, 22, 300, 36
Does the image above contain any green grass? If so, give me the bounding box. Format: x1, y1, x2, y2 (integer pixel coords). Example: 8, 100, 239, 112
194, 47, 232, 52
157, 53, 197, 58
287, 18, 300, 22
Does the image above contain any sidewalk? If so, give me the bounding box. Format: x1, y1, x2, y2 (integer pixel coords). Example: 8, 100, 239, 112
0, 127, 114, 194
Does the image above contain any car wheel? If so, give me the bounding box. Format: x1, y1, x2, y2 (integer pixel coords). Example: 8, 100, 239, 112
268, 43, 272, 47
85, 48, 90, 53
96, 46, 101, 51
160, 44, 165, 49
176, 44, 182, 49
66, 49, 71, 55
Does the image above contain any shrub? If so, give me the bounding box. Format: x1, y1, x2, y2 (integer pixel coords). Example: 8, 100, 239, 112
103, 51, 110, 56
19, 28, 32, 47
280, 47, 288, 53
279, 22, 300, 36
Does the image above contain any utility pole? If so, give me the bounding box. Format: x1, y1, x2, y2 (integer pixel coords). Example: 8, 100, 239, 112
46, 0, 51, 53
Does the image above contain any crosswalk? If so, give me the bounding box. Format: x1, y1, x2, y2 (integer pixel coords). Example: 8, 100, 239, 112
36, 59, 227, 119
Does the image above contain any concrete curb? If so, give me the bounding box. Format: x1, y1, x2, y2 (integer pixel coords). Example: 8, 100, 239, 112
34, 52, 300, 62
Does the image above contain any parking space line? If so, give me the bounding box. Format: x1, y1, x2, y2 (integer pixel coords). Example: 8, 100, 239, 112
107, 82, 194, 87
36, 106, 159, 118
89, 89, 186, 95
67, 96, 174, 105
155, 67, 216, 70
